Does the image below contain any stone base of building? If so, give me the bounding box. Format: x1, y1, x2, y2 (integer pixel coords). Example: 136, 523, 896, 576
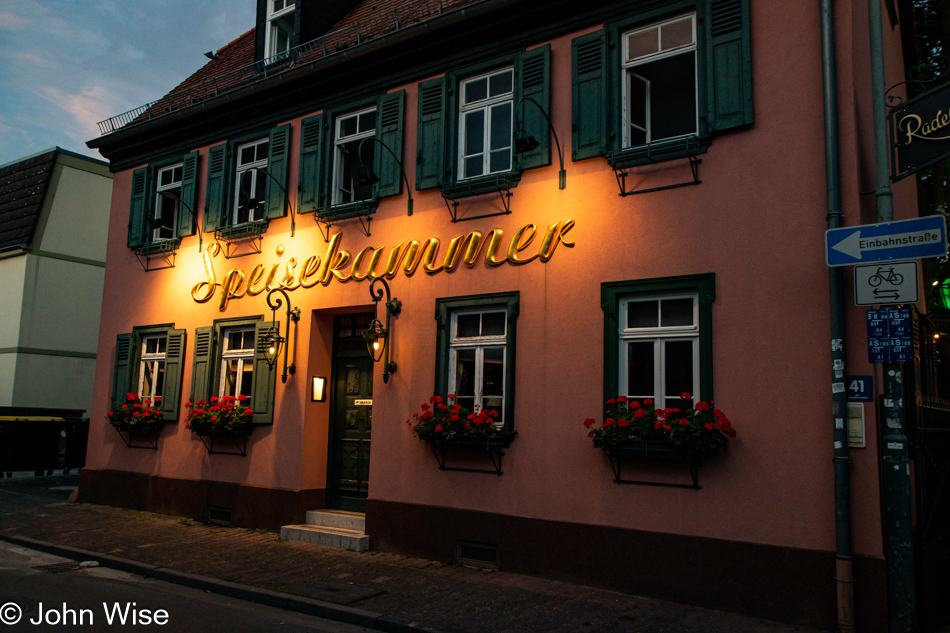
77, 470, 887, 630
77, 468, 324, 533
366, 499, 887, 632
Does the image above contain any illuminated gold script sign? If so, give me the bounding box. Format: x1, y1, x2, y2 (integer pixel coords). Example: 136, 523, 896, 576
891, 82, 950, 180
193, 219, 575, 311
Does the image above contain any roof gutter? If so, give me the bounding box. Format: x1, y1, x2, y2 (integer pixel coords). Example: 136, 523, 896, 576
0, 244, 32, 259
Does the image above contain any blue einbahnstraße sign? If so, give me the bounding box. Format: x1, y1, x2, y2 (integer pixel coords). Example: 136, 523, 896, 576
826, 215, 947, 267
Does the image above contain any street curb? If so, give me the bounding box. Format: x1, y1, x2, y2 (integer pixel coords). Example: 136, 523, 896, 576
0, 534, 436, 633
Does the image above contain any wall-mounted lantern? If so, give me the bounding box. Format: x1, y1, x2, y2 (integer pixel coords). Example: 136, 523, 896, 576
264, 288, 301, 383
363, 278, 401, 383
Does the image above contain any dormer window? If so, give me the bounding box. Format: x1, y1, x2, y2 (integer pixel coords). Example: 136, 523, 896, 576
266, 0, 296, 59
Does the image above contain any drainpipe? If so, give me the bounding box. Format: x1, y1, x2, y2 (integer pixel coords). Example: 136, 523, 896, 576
820, 1, 856, 631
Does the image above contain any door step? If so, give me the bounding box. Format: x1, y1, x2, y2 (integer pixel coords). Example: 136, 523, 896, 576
280, 510, 369, 552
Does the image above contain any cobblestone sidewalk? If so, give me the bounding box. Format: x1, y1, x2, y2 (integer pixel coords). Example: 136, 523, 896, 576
0, 474, 825, 633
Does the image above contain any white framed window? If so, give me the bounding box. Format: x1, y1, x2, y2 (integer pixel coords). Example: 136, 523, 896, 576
152, 164, 182, 242
619, 293, 699, 409
219, 326, 255, 398
138, 334, 167, 401
265, 0, 295, 59
233, 138, 269, 225
448, 309, 507, 426
332, 107, 377, 205
621, 13, 697, 148
458, 67, 514, 180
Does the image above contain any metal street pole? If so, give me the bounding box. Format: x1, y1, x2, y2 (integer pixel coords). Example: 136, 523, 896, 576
867, 1, 916, 631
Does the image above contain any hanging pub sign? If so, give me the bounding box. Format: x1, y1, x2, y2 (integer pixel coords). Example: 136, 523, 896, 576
890, 81, 950, 182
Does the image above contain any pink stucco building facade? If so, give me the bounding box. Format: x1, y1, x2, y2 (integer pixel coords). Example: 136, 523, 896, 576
83, 0, 942, 630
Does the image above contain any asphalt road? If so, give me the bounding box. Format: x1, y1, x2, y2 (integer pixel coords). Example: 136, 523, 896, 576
0, 540, 374, 633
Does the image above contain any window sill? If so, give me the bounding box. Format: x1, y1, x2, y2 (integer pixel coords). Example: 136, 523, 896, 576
314, 199, 379, 223
442, 173, 522, 200
215, 220, 268, 240
133, 239, 180, 256
609, 135, 710, 170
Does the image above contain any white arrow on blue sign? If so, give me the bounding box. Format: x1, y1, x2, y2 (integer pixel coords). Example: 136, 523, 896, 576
826, 216, 947, 267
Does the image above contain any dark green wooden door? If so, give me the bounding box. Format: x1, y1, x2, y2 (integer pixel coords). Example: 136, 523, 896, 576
327, 314, 374, 513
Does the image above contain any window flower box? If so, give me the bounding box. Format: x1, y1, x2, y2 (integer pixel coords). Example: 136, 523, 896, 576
604, 439, 693, 461
186, 396, 254, 456
407, 396, 513, 474
107, 393, 165, 449
584, 394, 736, 489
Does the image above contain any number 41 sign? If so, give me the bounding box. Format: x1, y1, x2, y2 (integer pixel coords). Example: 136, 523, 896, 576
846, 375, 873, 402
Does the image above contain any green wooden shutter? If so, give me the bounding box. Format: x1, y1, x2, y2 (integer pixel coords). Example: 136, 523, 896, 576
298, 114, 325, 214
112, 333, 133, 410
204, 143, 228, 232
375, 90, 405, 198
515, 44, 551, 171
415, 77, 446, 190
128, 168, 149, 248
190, 326, 214, 403
177, 151, 199, 237
265, 124, 291, 219
162, 328, 186, 422
705, 0, 753, 131
252, 321, 278, 425
571, 29, 608, 161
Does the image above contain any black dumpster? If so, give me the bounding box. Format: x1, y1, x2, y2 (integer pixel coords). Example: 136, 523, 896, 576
0, 407, 85, 475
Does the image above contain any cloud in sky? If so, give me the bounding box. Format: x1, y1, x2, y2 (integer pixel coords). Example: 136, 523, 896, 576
0, 0, 255, 166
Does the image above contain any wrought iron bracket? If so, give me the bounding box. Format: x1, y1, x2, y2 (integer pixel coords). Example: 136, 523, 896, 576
133, 240, 178, 272
441, 175, 515, 222
214, 221, 267, 258
431, 445, 504, 475
312, 201, 376, 240
885, 55, 950, 110
615, 154, 702, 197
606, 454, 701, 489
197, 433, 248, 456
115, 425, 163, 449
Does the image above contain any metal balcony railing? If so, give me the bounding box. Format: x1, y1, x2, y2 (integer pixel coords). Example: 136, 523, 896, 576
95, 0, 481, 136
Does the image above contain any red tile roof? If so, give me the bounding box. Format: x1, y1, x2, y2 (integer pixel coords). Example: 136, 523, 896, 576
102, 0, 485, 136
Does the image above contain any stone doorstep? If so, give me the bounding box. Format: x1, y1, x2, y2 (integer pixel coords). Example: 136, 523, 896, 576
280, 524, 370, 552
304, 510, 365, 532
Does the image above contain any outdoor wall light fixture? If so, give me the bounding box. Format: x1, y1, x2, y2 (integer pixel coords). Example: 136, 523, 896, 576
356, 137, 414, 216
312, 376, 327, 402
264, 288, 301, 383
513, 96, 566, 190
363, 277, 401, 383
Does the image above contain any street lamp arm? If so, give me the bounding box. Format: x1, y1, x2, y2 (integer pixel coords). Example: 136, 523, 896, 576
356, 137, 414, 216
516, 96, 566, 190
250, 167, 297, 237
157, 191, 202, 252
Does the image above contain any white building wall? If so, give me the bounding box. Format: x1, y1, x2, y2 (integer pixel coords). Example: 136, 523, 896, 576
35, 157, 112, 261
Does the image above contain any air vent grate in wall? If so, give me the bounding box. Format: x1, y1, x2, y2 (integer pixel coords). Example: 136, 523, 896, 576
457, 542, 499, 570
